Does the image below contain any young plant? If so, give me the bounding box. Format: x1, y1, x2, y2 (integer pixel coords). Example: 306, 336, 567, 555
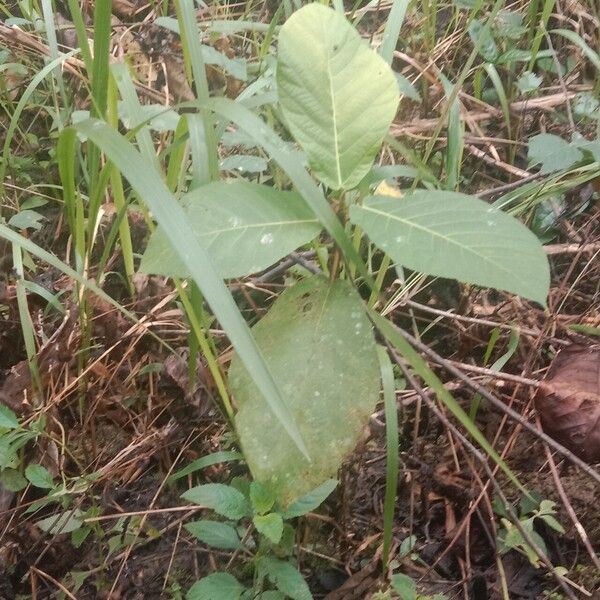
182, 478, 337, 599
495, 495, 566, 568
9, 0, 552, 573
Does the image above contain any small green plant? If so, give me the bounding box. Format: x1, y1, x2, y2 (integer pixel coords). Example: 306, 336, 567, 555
390, 572, 448, 600
494, 495, 565, 568
182, 478, 337, 599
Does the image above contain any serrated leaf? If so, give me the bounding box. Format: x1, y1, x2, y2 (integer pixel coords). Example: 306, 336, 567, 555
253, 513, 284, 544
250, 481, 275, 515
517, 71, 542, 94
277, 3, 398, 190
258, 557, 312, 600
469, 19, 498, 62
0, 469, 27, 492
391, 573, 417, 600
528, 134, 583, 174
186, 573, 245, 600
9, 209, 45, 231
25, 464, 54, 489
395, 73, 421, 103
181, 484, 250, 520
281, 479, 338, 519
349, 191, 549, 305
185, 520, 243, 550
230, 277, 379, 506
141, 181, 321, 279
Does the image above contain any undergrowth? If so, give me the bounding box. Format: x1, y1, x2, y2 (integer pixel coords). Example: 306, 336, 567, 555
0, 0, 599, 599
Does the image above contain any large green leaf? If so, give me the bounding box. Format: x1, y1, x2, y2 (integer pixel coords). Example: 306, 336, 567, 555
277, 3, 398, 190
140, 181, 321, 279
229, 276, 380, 506
349, 191, 549, 305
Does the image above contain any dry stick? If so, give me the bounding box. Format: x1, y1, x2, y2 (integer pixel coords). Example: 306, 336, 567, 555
29, 567, 78, 600
391, 354, 580, 600
390, 90, 590, 136
544, 242, 600, 255
108, 430, 195, 596
396, 299, 569, 346
394, 327, 600, 487
540, 417, 600, 572
445, 360, 540, 388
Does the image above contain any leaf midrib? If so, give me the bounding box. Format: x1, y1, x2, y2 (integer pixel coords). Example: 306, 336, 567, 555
195, 218, 319, 238
359, 203, 535, 289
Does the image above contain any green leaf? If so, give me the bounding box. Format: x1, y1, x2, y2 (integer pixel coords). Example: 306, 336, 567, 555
0, 406, 19, 429
169, 451, 243, 482
258, 557, 313, 600
141, 181, 320, 280
281, 479, 338, 519
391, 573, 417, 600
71, 526, 92, 548
395, 73, 421, 103
36, 510, 84, 534
349, 191, 549, 305
528, 134, 583, 174
230, 276, 380, 506
181, 484, 250, 520
516, 71, 542, 94
277, 3, 398, 190
468, 19, 498, 63
9, 210, 45, 231
187, 573, 245, 600
0, 469, 28, 492
185, 520, 243, 550
539, 513, 565, 534
74, 118, 309, 461
25, 464, 54, 489
220, 154, 268, 173
250, 481, 276, 515
253, 513, 284, 544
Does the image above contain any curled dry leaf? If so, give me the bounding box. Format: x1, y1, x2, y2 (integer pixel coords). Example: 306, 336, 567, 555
534, 344, 600, 463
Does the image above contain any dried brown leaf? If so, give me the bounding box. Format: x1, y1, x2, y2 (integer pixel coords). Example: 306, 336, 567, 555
534, 345, 600, 463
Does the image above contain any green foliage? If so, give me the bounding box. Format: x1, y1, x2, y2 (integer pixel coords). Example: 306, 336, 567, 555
528, 134, 584, 174
229, 276, 380, 506
350, 191, 550, 305
181, 483, 250, 520
182, 477, 336, 599
277, 3, 399, 190
186, 573, 245, 600
141, 181, 321, 279
495, 495, 566, 568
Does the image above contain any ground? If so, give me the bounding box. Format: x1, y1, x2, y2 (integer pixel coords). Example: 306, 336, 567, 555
0, 1, 599, 599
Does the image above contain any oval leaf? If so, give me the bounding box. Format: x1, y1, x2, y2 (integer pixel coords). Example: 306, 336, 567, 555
230, 276, 380, 506
181, 483, 250, 520
349, 191, 549, 305
185, 520, 243, 550
277, 3, 398, 190
258, 557, 313, 600
186, 573, 245, 600
253, 513, 284, 544
141, 181, 321, 279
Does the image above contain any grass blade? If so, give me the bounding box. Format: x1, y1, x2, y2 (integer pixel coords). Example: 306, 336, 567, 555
74, 118, 309, 459
370, 310, 530, 497
379, 0, 410, 65
378, 346, 399, 569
